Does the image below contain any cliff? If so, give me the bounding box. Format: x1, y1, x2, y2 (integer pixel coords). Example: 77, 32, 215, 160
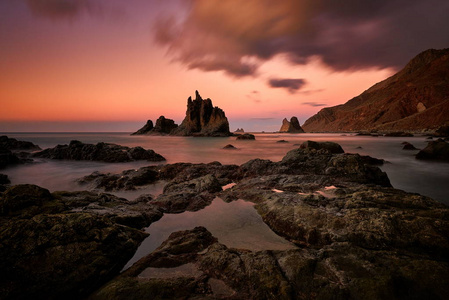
302, 48, 449, 132
172, 91, 231, 136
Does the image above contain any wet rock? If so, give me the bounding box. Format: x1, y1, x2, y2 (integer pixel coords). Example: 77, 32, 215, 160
277, 139, 289, 143
33, 140, 165, 162
0, 148, 21, 169
0, 184, 53, 215
223, 144, 237, 149
416, 139, 449, 161
0, 174, 10, 192
92, 225, 449, 300
0, 185, 151, 300
78, 167, 160, 191
434, 125, 449, 137
402, 142, 418, 150
151, 174, 222, 213
172, 91, 230, 137
0, 135, 41, 151
236, 133, 256, 140
279, 117, 305, 133
299, 140, 344, 154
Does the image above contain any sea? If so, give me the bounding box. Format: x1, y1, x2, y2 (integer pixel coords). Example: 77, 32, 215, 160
2, 132, 448, 267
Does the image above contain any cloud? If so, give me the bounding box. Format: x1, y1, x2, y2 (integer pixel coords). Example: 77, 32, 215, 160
268, 78, 307, 94
153, 0, 449, 77
25, 0, 94, 18
302, 102, 327, 107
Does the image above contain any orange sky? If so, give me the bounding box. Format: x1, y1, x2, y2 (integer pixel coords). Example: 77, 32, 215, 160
1, 0, 447, 132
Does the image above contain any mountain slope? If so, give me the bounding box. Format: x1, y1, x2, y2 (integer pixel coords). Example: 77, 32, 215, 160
302, 48, 449, 132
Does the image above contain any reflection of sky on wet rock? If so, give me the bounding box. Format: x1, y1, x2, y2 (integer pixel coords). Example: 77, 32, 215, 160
124, 198, 297, 270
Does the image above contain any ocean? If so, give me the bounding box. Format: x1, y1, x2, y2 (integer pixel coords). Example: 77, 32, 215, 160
2, 132, 448, 205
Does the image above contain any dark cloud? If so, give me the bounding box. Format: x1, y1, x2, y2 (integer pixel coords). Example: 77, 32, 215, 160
24, 0, 112, 19
298, 89, 325, 95
153, 0, 449, 77
268, 78, 307, 94
302, 102, 327, 107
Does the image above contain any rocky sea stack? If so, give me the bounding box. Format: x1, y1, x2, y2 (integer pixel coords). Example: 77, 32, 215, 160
279, 117, 305, 133
131, 116, 178, 135
303, 48, 449, 132
172, 91, 231, 137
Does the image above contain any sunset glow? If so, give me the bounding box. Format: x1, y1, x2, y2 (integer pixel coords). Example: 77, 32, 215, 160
1, 0, 448, 132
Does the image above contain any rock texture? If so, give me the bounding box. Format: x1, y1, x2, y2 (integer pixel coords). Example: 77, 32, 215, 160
0, 184, 160, 300
236, 133, 256, 140
279, 117, 305, 133
33, 140, 165, 163
303, 48, 449, 132
131, 116, 178, 135
172, 91, 231, 137
0, 136, 41, 151
416, 139, 449, 161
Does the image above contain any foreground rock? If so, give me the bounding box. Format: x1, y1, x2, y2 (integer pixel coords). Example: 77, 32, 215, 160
0, 184, 162, 300
131, 116, 178, 135
33, 140, 165, 162
279, 117, 305, 133
172, 91, 231, 137
416, 139, 449, 161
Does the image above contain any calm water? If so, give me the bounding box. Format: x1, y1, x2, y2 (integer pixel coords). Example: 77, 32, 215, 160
2, 132, 448, 204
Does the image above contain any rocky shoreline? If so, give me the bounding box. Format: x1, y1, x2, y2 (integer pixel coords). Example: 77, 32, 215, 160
1, 139, 448, 299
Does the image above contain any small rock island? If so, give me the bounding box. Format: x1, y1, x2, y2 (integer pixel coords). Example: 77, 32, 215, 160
279, 117, 305, 133
132, 91, 231, 137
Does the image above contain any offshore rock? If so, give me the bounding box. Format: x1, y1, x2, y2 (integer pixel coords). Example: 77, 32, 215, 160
0, 135, 41, 151
0, 148, 21, 169
279, 117, 305, 133
171, 91, 231, 137
416, 139, 449, 161
33, 140, 165, 162
131, 116, 178, 135
236, 133, 256, 140
0, 185, 153, 300
131, 120, 153, 135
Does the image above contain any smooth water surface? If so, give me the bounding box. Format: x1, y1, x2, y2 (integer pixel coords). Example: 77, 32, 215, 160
2, 132, 448, 204
124, 197, 297, 269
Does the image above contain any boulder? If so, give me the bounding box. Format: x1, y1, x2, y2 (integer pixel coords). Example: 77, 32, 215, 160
171, 91, 230, 137
299, 140, 344, 154
402, 142, 418, 150
223, 144, 237, 149
33, 140, 165, 162
416, 139, 449, 161
0, 135, 41, 151
236, 133, 256, 140
0, 185, 154, 300
279, 117, 305, 133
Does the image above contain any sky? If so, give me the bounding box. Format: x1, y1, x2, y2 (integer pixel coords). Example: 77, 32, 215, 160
1, 0, 448, 132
